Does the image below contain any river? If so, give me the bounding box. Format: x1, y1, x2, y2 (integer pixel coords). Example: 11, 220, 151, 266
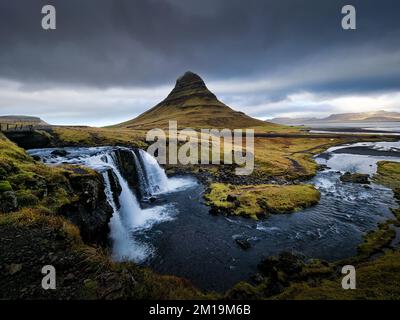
28, 140, 400, 292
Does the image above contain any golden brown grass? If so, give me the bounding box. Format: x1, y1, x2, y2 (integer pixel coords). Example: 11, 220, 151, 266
52, 127, 148, 148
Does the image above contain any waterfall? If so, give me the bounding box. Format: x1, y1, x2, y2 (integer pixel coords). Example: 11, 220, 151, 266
131, 150, 151, 197
28, 146, 194, 263
101, 170, 149, 261
87, 149, 182, 262
132, 149, 170, 196
85, 152, 152, 261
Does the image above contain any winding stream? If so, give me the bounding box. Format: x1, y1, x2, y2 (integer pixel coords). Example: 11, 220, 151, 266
28, 140, 400, 292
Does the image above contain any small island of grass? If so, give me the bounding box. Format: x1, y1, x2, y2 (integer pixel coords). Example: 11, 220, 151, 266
204, 183, 321, 219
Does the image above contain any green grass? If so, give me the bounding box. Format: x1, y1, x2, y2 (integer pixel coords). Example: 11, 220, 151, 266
52, 127, 148, 148
0, 180, 12, 192
204, 183, 320, 219
373, 161, 400, 190
274, 249, 400, 300
357, 221, 397, 258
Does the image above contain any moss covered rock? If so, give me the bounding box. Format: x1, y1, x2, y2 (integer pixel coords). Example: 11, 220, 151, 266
0, 180, 12, 192
0, 191, 18, 213
340, 172, 370, 184
204, 183, 320, 219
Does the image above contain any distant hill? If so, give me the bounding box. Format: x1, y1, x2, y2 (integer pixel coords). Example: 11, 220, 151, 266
112, 71, 273, 130
270, 110, 400, 125
0, 115, 49, 125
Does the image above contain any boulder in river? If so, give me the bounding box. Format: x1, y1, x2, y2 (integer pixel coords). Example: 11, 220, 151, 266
51, 149, 68, 157
235, 238, 251, 250
340, 172, 370, 184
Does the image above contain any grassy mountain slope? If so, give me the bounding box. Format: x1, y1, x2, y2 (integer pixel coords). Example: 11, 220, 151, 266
112, 71, 285, 131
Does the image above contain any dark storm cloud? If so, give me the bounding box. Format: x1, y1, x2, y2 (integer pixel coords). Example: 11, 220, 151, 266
0, 0, 399, 90
0, 0, 399, 125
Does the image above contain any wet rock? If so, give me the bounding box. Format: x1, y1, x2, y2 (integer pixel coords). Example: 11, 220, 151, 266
276, 252, 304, 276
258, 256, 279, 277
227, 194, 238, 202
59, 172, 113, 245
340, 172, 370, 184
250, 273, 264, 285
149, 196, 157, 203
4, 130, 52, 149
317, 164, 330, 171
106, 168, 122, 208
31, 155, 41, 161
258, 252, 304, 279
7, 263, 22, 275
0, 191, 18, 213
394, 188, 400, 201
64, 273, 76, 284
235, 238, 251, 250
112, 148, 140, 194
51, 149, 68, 157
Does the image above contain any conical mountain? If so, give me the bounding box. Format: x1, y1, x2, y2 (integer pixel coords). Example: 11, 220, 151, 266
113, 71, 268, 130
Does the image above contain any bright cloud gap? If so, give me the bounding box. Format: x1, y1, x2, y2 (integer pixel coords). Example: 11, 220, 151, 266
0, 78, 399, 127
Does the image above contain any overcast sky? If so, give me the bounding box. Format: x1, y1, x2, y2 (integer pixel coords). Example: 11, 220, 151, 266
0, 0, 399, 126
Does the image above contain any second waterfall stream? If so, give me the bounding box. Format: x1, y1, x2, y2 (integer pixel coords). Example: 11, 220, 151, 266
28, 146, 196, 262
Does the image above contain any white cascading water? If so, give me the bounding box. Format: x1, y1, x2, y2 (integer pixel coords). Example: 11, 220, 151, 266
136, 149, 170, 195
131, 150, 151, 196
85, 151, 179, 262
101, 169, 150, 262
27, 146, 195, 262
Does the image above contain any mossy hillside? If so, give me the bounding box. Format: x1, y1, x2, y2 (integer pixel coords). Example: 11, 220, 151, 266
0, 208, 209, 299
0, 133, 85, 212
205, 183, 320, 219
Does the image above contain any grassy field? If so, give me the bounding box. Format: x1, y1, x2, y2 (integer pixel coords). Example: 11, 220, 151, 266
52, 127, 148, 148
